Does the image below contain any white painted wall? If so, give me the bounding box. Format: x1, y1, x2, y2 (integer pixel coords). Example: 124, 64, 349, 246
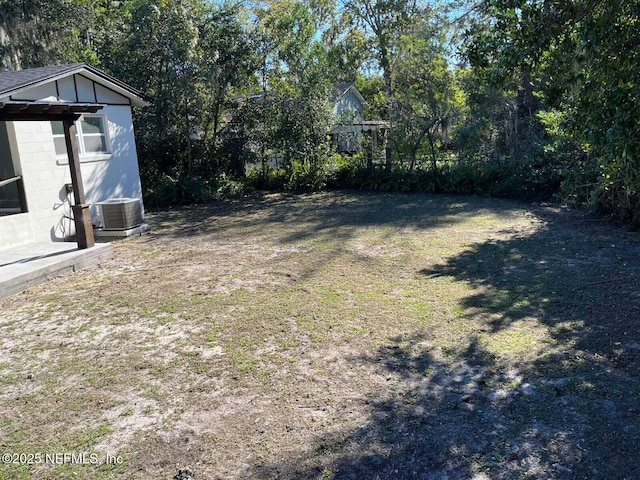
81, 105, 144, 226
0, 81, 144, 250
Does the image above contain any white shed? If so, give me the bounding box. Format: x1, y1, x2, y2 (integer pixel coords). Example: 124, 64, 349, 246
0, 63, 150, 251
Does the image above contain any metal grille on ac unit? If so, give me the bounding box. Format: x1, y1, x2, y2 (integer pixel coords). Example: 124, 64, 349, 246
97, 198, 144, 230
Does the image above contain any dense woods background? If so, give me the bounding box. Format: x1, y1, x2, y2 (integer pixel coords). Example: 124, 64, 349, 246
1, 0, 638, 227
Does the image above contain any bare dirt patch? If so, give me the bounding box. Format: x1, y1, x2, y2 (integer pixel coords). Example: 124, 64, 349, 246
1, 191, 639, 479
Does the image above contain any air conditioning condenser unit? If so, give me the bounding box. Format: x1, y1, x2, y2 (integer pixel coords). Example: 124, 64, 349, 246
97, 198, 144, 230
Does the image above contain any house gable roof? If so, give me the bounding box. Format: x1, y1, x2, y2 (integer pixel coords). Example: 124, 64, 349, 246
332, 82, 366, 105
0, 63, 151, 107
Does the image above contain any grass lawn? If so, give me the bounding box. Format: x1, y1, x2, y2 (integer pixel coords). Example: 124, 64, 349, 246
1, 191, 639, 479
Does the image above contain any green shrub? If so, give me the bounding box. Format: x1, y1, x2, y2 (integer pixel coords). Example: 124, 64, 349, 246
245, 167, 290, 190
144, 174, 250, 209
215, 174, 251, 198
245, 155, 344, 192
144, 174, 214, 209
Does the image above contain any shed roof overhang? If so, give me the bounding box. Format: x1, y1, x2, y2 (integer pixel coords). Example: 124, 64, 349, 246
329, 120, 390, 134
0, 101, 104, 122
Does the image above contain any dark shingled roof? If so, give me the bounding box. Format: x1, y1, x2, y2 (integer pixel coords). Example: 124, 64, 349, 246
0, 64, 83, 96
330, 82, 366, 105
330, 82, 353, 101
0, 63, 151, 105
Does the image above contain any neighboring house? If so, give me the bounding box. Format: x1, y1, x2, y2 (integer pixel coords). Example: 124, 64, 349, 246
227, 83, 387, 162
328, 82, 387, 155
0, 63, 150, 250
332, 82, 365, 123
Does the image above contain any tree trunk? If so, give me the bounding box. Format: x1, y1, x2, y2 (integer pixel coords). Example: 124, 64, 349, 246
184, 90, 192, 176
409, 148, 418, 173
428, 132, 437, 184
379, 43, 394, 172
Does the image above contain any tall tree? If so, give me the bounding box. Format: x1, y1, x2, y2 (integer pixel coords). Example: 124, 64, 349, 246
109, 0, 204, 178
393, 18, 463, 172
341, 0, 421, 169
240, 0, 333, 170
193, 3, 257, 173
0, 0, 96, 70
98, 0, 255, 181
463, 0, 640, 225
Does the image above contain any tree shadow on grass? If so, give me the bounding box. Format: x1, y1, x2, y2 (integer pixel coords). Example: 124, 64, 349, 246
147, 190, 525, 246
241, 208, 640, 479
415, 212, 640, 478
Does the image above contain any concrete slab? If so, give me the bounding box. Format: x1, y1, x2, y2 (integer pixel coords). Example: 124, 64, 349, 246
94, 223, 151, 239
0, 241, 113, 299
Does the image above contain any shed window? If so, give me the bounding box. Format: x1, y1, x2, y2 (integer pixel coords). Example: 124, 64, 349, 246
51, 115, 110, 158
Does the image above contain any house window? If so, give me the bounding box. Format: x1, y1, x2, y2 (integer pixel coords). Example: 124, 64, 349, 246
51, 115, 110, 158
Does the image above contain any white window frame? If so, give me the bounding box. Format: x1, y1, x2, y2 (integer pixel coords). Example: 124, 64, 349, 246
52, 114, 112, 163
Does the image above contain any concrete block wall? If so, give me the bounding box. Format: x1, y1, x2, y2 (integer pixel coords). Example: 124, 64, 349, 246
0, 106, 144, 250
0, 121, 74, 250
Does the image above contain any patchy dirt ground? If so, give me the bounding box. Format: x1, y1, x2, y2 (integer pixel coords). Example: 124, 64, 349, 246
1, 191, 639, 480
